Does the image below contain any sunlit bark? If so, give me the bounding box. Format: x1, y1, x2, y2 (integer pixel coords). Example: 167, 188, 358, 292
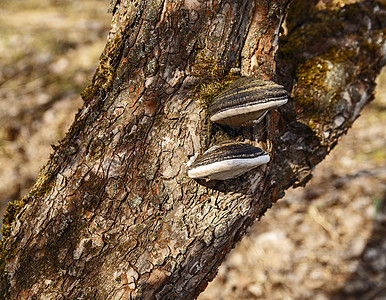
0, 0, 385, 299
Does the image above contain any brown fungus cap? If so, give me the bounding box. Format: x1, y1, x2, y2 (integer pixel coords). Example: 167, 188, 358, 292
208, 77, 288, 127
187, 140, 270, 180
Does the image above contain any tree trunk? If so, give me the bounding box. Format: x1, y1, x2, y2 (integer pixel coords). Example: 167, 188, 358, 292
1, 0, 385, 299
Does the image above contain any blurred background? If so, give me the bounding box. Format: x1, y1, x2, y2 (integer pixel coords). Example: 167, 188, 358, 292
0, 1, 385, 299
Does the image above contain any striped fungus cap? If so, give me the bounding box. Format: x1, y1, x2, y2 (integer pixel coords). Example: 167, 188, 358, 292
187, 140, 270, 180
208, 77, 288, 127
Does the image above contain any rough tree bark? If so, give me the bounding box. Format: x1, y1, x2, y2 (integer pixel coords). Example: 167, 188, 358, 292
0, 0, 385, 299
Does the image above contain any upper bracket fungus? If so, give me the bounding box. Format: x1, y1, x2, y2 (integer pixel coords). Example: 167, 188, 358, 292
187, 140, 270, 180
208, 77, 288, 127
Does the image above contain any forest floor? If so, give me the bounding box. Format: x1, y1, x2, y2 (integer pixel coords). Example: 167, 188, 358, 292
0, 1, 385, 299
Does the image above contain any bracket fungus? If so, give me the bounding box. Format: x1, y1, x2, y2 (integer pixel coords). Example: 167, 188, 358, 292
187, 141, 270, 180
208, 77, 288, 127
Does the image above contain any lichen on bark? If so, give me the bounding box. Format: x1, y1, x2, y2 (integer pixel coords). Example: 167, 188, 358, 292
0, 1, 385, 299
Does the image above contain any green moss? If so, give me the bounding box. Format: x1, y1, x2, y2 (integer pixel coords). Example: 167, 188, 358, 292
81, 33, 124, 105
278, 3, 366, 70
189, 53, 241, 151
0, 154, 57, 241
279, 12, 344, 65
279, 1, 383, 133
293, 47, 357, 122
323, 46, 357, 63
0, 197, 27, 292
285, 0, 318, 33
0, 149, 59, 295
190, 53, 237, 108
0, 198, 26, 239
0, 197, 26, 298
294, 57, 329, 106
279, 2, 368, 73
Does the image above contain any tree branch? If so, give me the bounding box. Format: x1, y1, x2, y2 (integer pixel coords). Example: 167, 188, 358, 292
0, 0, 385, 299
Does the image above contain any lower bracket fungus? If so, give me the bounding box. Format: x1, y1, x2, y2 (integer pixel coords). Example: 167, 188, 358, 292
208, 77, 288, 127
187, 141, 270, 180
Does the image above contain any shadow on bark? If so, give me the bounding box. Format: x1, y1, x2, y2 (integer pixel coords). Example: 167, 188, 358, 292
0, 0, 385, 298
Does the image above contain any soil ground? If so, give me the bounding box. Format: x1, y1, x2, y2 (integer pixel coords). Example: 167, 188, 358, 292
0, 1, 385, 299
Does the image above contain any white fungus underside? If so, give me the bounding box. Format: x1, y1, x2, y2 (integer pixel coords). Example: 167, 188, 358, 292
187, 155, 270, 180
210, 98, 288, 123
